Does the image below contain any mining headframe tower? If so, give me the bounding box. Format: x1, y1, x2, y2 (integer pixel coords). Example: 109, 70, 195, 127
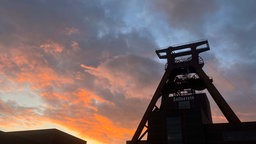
127, 40, 256, 144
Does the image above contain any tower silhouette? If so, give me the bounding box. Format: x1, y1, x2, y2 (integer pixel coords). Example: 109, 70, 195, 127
128, 40, 256, 144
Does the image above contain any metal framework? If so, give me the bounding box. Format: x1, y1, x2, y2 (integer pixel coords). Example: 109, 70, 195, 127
129, 40, 240, 144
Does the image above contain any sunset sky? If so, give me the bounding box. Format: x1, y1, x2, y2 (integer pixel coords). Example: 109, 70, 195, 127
0, 0, 256, 144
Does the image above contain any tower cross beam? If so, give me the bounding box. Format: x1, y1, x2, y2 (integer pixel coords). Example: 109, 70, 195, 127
156, 40, 209, 61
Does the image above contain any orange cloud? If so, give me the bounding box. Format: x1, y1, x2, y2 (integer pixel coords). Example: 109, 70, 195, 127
71, 41, 80, 51
65, 27, 79, 35
0, 45, 73, 90
80, 56, 158, 100
15, 66, 74, 90
75, 89, 113, 109
40, 88, 113, 113
40, 41, 64, 54
210, 106, 233, 123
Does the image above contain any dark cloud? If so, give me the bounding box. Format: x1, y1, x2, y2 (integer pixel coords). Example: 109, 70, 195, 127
206, 0, 256, 60
151, 0, 218, 35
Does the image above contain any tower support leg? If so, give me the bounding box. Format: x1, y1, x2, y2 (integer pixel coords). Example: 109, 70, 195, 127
195, 68, 241, 124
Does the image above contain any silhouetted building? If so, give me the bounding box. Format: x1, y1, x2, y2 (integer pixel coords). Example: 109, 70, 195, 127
0, 129, 87, 144
148, 93, 212, 144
